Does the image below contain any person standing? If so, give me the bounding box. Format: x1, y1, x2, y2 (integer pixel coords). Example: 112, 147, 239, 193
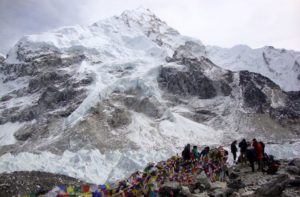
246, 142, 257, 172
230, 140, 238, 163
253, 139, 264, 171
182, 144, 191, 161
238, 139, 247, 164
192, 146, 200, 160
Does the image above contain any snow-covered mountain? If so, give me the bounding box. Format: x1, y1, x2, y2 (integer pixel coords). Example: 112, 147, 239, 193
207, 45, 300, 91
0, 8, 299, 183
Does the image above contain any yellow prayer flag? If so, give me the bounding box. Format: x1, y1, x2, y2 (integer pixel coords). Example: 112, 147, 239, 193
83, 193, 93, 197
105, 183, 111, 189
67, 185, 74, 193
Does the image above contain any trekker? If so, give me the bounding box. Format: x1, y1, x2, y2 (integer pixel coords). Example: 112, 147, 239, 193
230, 140, 238, 162
238, 139, 247, 163
192, 146, 200, 160
259, 141, 265, 154
246, 142, 256, 172
200, 146, 210, 158
182, 144, 191, 161
263, 155, 280, 175
253, 139, 264, 171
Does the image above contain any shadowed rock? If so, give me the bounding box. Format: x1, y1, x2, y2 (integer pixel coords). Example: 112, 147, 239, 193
256, 174, 290, 196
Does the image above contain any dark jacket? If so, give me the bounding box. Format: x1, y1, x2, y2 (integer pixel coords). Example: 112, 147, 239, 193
231, 142, 238, 153
182, 145, 191, 160
239, 140, 247, 152
200, 147, 210, 158
246, 147, 257, 161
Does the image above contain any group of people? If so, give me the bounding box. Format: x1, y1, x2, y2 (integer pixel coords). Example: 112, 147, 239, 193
181, 144, 230, 182
181, 139, 280, 176
182, 144, 214, 161
230, 138, 280, 174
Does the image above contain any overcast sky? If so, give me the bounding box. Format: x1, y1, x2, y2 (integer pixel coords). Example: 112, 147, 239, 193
0, 0, 299, 54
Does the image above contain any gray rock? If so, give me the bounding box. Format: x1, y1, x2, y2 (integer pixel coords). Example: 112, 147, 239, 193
239, 71, 267, 111
208, 189, 226, 197
181, 186, 209, 197
0, 55, 5, 63
28, 71, 70, 93
107, 107, 132, 128
240, 191, 255, 197
256, 174, 290, 196
123, 95, 164, 118
195, 171, 212, 189
158, 58, 218, 99
288, 176, 300, 187
227, 179, 245, 189
159, 181, 181, 197
0, 171, 85, 197
0, 94, 13, 102
230, 192, 241, 197
286, 166, 300, 175
172, 41, 206, 60
288, 158, 300, 168
229, 172, 239, 179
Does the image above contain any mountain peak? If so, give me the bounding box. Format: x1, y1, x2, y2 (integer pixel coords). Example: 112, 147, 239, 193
121, 7, 154, 17
118, 7, 168, 31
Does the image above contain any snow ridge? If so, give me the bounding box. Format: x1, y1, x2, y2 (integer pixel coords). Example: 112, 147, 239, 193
207, 45, 300, 91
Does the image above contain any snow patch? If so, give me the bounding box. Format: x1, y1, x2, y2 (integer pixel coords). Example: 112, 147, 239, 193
207, 45, 300, 91
0, 122, 24, 146
159, 112, 223, 146
0, 149, 176, 184
266, 141, 300, 160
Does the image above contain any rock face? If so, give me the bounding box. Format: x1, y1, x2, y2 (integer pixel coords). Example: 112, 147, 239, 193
239, 71, 270, 110
256, 174, 290, 196
0, 52, 89, 125
286, 158, 300, 175
158, 56, 300, 139
158, 57, 231, 99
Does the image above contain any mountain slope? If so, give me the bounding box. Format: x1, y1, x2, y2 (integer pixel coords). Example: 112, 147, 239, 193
0, 8, 299, 183
207, 45, 300, 91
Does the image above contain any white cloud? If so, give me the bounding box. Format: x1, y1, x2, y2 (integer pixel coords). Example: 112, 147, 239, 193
0, 0, 299, 54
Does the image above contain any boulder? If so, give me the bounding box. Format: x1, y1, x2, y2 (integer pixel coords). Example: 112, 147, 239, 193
229, 172, 239, 179
159, 181, 181, 197
195, 171, 212, 189
286, 166, 300, 175
256, 174, 290, 196
181, 186, 209, 197
288, 158, 300, 168
107, 107, 132, 128
288, 176, 300, 187
227, 179, 245, 190
240, 191, 255, 197
230, 192, 241, 197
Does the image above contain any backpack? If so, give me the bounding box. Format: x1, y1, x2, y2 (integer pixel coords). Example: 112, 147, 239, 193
266, 161, 280, 174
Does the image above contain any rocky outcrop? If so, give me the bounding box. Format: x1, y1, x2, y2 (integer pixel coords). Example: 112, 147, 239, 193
256, 174, 290, 196
0, 51, 89, 125
0, 171, 85, 197
107, 107, 132, 128
123, 95, 165, 118
158, 57, 232, 99
0, 55, 5, 64
286, 158, 300, 175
